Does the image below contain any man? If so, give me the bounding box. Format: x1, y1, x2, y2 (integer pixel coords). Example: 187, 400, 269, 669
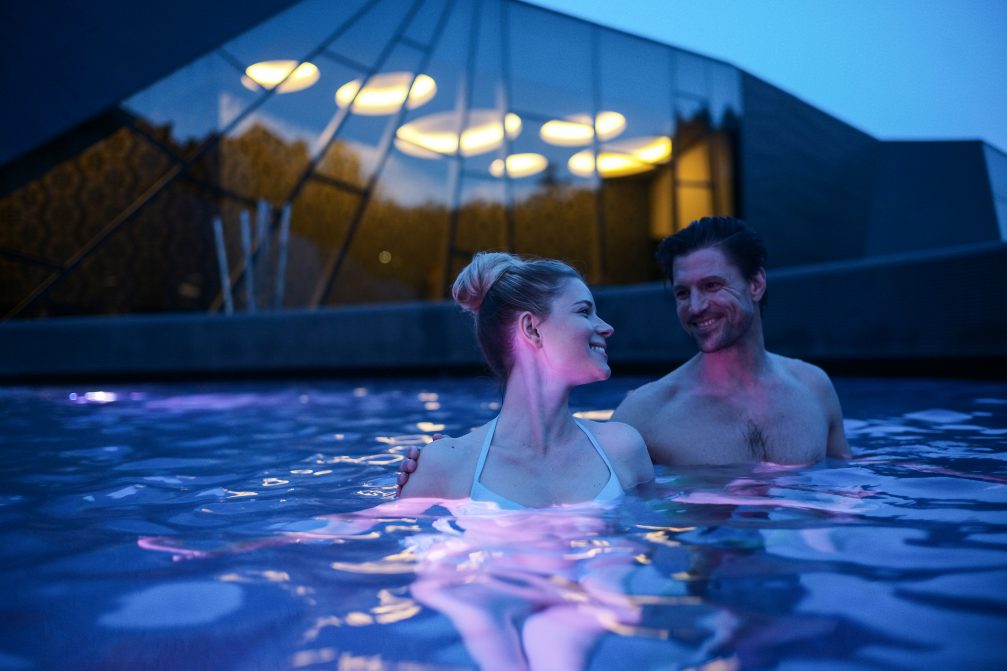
611, 216, 849, 465
397, 216, 848, 486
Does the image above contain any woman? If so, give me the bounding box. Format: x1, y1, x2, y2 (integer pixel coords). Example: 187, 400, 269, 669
401, 252, 653, 506
395, 252, 654, 670
140, 253, 657, 671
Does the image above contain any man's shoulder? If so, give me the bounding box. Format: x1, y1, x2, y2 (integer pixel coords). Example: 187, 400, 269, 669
773, 353, 830, 381
771, 353, 836, 397
619, 361, 694, 407
613, 362, 700, 426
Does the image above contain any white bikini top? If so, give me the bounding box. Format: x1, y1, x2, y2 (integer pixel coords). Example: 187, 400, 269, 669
469, 416, 625, 509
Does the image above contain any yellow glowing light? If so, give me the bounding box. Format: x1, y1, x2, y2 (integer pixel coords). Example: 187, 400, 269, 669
489, 153, 548, 178
395, 111, 522, 158
334, 72, 437, 115
540, 111, 626, 146
573, 409, 614, 420
241, 60, 320, 93
568, 136, 672, 178
417, 422, 446, 432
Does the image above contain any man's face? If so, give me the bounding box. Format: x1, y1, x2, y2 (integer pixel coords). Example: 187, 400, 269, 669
671, 246, 765, 353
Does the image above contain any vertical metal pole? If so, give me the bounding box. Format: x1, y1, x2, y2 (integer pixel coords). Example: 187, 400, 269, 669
255, 199, 271, 306
212, 216, 234, 315
240, 210, 256, 313
274, 204, 292, 310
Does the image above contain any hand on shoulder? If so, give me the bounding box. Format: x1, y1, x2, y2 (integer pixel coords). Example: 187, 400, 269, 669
399, 427, 485, 499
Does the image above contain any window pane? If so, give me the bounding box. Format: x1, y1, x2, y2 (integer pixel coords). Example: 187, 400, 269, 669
223, 0, 371, 66
508, 4, 593, 117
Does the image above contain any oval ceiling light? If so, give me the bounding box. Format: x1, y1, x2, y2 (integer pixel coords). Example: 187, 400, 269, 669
489, 153, 548, 179
540, 111, 626, 146
335, 72, 437, 115
568, 136, 672, 178
241, 60, 320, 94
395, 111, 522, 158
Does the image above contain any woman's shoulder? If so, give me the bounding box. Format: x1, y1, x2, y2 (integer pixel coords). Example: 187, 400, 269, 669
581, 419, 653, 485
399, 422, 489, 499
584, 418, 645, 448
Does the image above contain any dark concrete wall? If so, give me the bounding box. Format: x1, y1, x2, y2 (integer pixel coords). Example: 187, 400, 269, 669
739, 74, 878, 267
866, 142, 1000, 255
3, 244, 1004, 381
766, 242, 1007, 361
0, 0, 299, 166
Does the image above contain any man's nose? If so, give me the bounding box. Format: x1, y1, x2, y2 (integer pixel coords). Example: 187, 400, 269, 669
688, 291, 707, 314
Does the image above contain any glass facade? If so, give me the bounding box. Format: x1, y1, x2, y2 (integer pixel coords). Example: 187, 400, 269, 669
0, 0, 740, 319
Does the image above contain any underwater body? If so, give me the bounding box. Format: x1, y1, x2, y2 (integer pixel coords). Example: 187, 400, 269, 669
1, 376, 1006, 670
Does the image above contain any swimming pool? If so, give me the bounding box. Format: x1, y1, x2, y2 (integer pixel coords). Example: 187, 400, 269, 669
1, 376, 1005, 670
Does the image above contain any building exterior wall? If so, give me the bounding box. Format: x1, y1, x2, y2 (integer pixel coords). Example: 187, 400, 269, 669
1, 0, 301, 168
738, 74, 878, 267
866, 141, 999, 255
1, 0, 740, 321
2, 0, 1004, 379
3, 243, 1003, 381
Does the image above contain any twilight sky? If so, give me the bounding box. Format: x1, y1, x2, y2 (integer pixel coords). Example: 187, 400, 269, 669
529, 0, 1007, 151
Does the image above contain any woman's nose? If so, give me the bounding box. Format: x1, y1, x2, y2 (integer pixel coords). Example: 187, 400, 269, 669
597, 318, 614, 337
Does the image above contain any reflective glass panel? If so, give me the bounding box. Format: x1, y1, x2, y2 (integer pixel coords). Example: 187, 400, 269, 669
508, 4, 593, 118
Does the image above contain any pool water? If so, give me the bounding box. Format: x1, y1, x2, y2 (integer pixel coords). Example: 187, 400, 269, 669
1, 376, 1006, 670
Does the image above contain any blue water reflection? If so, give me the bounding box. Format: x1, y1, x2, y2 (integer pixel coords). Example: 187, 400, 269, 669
0, 376, 1004, 670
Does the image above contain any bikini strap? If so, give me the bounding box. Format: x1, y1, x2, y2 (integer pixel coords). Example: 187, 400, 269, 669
574, 418, 616, 469
470, 416, 498, 497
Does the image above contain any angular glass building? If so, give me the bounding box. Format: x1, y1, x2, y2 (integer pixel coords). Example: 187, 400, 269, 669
2, 0, 741, 318
2, 0, 1005, 374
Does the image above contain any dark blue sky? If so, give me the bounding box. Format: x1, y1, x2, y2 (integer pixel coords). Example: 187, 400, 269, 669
531, 0, 1007, 151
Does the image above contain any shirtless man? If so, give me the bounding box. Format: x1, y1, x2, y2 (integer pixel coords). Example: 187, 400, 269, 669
612, 216, 850, 465
398, 217, 848, 485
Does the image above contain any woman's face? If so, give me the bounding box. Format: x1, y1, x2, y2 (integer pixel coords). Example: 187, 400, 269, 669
536, 279, 614, 385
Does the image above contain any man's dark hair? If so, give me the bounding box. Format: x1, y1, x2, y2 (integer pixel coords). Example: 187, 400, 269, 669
655, 216, 768, 311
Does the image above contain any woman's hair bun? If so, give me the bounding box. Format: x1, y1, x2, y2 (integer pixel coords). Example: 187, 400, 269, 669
452, 252, 523, 313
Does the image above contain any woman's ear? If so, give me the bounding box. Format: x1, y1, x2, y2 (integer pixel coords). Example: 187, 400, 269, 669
518, 312, 541, 347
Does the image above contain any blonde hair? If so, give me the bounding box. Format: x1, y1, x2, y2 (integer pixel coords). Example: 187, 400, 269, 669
453, 252, 582, 379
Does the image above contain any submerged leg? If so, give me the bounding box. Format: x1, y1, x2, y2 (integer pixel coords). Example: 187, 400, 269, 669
411, 577, 535, 671
522, 604, 608, 671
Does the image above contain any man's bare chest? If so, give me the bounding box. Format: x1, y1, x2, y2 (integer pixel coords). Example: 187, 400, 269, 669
645, 389, 828, 465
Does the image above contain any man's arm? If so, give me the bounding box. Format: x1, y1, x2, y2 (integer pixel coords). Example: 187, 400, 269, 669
807, 365, 851, 459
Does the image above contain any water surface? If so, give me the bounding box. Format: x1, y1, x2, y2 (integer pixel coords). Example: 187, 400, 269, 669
1, 376, 1005, 670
